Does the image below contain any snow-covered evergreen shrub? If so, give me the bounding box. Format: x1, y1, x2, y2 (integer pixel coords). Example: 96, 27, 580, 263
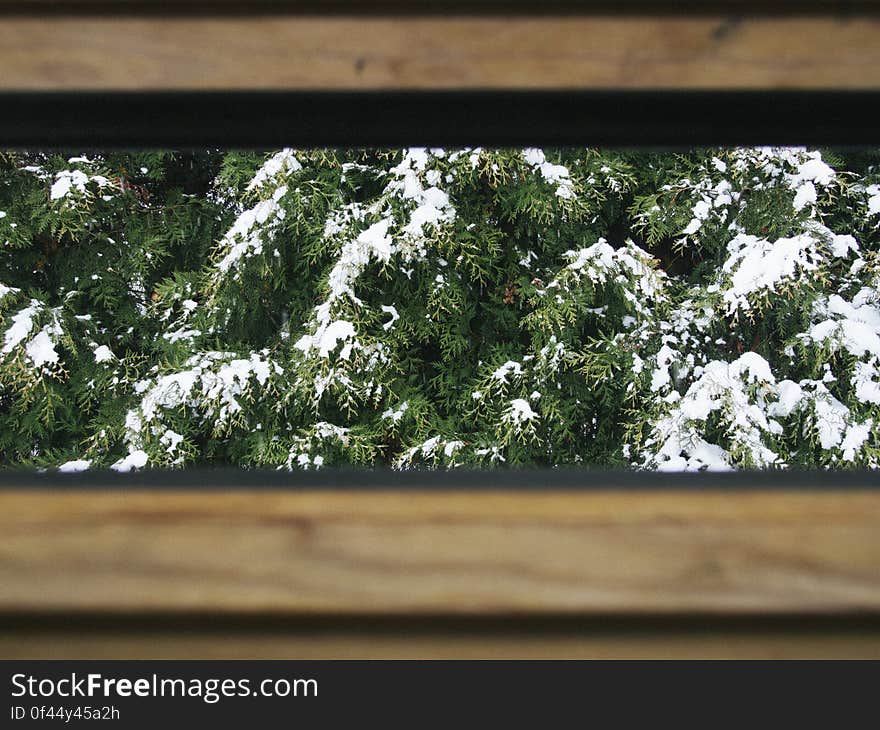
1, 147, 878, 471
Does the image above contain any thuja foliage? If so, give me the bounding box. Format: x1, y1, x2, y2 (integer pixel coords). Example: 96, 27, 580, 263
1, 146, 879, 472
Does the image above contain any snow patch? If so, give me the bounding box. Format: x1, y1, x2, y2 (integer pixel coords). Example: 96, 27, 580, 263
522, 148, 575, 199
58, 459, 91, 473
215, 184, 288, 275
111, 450, 149, 472
93, 345, 115, 363
245, 149, 302, 192
504, 398, 539, 425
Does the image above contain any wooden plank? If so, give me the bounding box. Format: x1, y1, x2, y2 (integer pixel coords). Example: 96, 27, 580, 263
3, 617, 880, 659
2, 490, 880, 615
1, 15, 879, 90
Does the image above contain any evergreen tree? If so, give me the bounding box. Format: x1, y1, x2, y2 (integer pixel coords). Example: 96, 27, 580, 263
1, 146, 878, 471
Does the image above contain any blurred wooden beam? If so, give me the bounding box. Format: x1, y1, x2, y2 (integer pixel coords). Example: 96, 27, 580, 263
0, 15, 879, 90
3, 490, 880, 615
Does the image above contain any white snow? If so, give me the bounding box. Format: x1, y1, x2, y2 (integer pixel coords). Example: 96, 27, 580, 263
0, 282, 17, 302
802, 291, 880, 359
126, 351, 283, 442
163, 328, 201, 344
777, 150, 837, 211
317, 218, 395, 310
1, 301, 64, 370
721, 233, 821, 314
647, 352, 781, 470
841, 420, 873, 462
813, 389, 849, 449
553, 239, 666, 318
160, 429, 184, 455
522, 148, 545, 167
522, 148, 575, 199
313, 422, 350, 442
650, 344, 676, 392
380, 304, 400, 331
492, 360, 523, 383
397, 434, 470, 466
1, 302, 39, 354
245, 149, 302, 192
111, 450, 149, 472
768, 380, 804, 418
297, 147, 455, 382
50, 170, 90, 200
654, 437, 732, 472
401, 435, 442, 463
382, 401, 409, 423
402, 187, 454, 237
49, 169, 113, 202
93, 345, 115, 363
730, 351, 775, 384
58, 459, 91, 473
444, 440, 465, 457
215, 184, 288, 274
790, 154, 836, 188
853, 360, 880, 404
867, 185, 880, 216
387, 150, 456, 248
295, 318, 356, 358
683, 198, 713, 235
828, 234, 858, 258
792, 182, 817, 211
25, 329, 60, 368
504, 398, 539, 425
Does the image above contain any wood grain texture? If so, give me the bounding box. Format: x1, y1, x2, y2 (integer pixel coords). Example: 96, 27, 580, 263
2, 490, 880, 615
1, 15, 880, 90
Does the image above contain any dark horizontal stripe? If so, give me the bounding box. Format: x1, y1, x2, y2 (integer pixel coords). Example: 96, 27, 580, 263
0, 467, 876, 490
4, 611, 880, 632
0, 1, 877, 18
2, 91, 880, 148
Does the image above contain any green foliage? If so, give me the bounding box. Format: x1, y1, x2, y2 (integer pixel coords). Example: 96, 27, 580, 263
1, 146, 878, 472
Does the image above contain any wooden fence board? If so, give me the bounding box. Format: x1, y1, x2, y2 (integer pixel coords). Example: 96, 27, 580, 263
0, 16, 879, 90
2, 490, 880, 615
